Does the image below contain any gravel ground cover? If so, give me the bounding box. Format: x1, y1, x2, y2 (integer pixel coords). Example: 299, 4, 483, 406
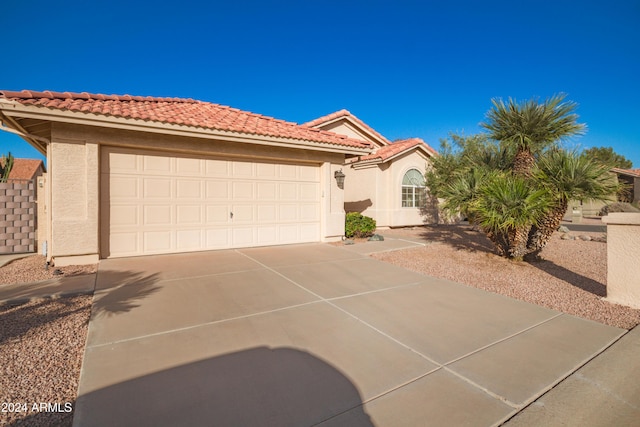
375, 224, 640, 330
0, 256, 97, 286
0, 295, 92, 427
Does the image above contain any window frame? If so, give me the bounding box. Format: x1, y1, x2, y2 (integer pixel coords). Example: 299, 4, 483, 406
401, 168, 426, 208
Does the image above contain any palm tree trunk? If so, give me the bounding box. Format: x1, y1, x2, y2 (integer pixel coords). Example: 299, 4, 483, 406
513, 148, 536, 178
525, 199, 568, 260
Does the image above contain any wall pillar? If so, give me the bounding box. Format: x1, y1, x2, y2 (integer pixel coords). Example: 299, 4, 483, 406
602, 213, 640, 309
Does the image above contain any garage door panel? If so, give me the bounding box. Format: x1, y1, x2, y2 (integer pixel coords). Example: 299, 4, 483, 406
279, 205, 297, 221
110, 232, 139, 255
103, 148, 320, 258
299, 183, 319, 200
110, 176, 139, 198
279, 225, 298, 243
177, 229, 202, 250
144, 205, 172, 225
232, 205, 254, 222
206, 205, 229, 223
300, 204, 320, 221
257, 163, 276, 178
143, 231, 173, 252
177, 205, 202, 224
300, 224, 320, 241
144, 178, 172, 198
206, 181, 228, 199
143, 155, 172, 173
205, 159, 229, 177
257, 205, 277, 222
176, 158, 202, 175
111, 205, 139, 226
279, 183, 297, 200
206, 228, 230, 248
256, 182, 277, 200
299, 165, 319, 181
232, 162, 254, 177
177, 179, 202, 199
107, 151, 138, 173
232, 227, 254, 246
279, 164, 297, 179
257, 226, 277, 245
232, 182, 254, 199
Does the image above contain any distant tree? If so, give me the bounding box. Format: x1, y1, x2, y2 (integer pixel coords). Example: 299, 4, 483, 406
0, 152, 14, 182
582, 146, 633, 169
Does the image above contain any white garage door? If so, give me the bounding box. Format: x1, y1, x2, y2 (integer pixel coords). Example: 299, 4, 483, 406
100, 147, 321, 258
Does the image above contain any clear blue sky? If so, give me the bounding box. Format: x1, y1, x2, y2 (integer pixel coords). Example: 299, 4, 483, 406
1, 0, 638, 167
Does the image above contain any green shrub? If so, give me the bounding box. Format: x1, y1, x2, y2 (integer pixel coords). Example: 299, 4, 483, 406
598, 202, 640, 216
345, 212, 376, 238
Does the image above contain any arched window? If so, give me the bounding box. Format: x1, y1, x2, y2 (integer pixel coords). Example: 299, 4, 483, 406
401, 169, 425, 208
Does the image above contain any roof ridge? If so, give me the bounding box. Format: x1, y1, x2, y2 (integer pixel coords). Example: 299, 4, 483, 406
0, 90, 199, 104
303, 109, 391, 145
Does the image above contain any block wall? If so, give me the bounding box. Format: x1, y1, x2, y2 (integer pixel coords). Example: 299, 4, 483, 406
0, 180, 36, 254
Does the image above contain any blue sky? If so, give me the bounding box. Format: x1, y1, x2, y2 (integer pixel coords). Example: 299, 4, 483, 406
1, 0, 638, 167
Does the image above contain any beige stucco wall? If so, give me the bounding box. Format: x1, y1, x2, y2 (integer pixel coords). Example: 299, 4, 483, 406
602, 213, 640, 309
48, 123, 346, 264
36, 173, 47, 253
316, 122, 382, 147
345, 150, 436, 228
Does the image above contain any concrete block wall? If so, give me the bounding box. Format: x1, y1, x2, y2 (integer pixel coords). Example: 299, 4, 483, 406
0, 181, 36, 254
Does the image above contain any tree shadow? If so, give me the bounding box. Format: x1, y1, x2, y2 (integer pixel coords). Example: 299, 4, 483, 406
345, 199, 373, 213
16, 347, 373, 427
527, 259, 606, 297
0, 297, 90, 347
91, 270, 162, 317
415, 224, 497, 254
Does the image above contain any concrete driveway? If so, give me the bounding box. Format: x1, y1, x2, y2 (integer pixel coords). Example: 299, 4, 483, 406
73, 243, 625, 426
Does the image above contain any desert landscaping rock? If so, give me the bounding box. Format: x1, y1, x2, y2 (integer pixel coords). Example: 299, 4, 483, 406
0, 256, 97, 287
378, 225, 640, 330
0, 295, 92, 427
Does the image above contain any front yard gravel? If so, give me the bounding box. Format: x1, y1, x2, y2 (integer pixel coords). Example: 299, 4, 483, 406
0, 295, 92, 427
375, 225, 640, 330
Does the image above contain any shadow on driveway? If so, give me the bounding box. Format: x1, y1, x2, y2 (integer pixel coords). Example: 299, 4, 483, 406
58, 347, 371, 426
92, 270, 162, 317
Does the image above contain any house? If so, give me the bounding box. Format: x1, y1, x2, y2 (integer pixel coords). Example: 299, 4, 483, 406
304, 110, 438, 227
7, 158, 45, 181
0, 90, 436, 266
611, 168, 640, 204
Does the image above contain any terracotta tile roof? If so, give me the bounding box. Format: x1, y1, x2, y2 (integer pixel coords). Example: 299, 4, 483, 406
355, 138, 437, 163
303, 109, 391, 145
0, 90, 369, 149
611, 167, 640, 177
7, 158, 45, 180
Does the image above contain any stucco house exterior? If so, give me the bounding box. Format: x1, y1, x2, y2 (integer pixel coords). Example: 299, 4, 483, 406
0, 90, 436, 266
305, 110, 438, 227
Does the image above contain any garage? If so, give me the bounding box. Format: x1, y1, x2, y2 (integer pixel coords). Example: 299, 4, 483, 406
100, 146, 321, 258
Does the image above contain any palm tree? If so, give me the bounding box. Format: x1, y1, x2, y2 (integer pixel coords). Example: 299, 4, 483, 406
481, 94, 586, 177
471, 173, 551, 260
525, 150, 619, 259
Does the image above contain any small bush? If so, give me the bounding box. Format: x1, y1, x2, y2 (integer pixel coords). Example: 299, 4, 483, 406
345, 212, 376, 238
598, 202, 640, 216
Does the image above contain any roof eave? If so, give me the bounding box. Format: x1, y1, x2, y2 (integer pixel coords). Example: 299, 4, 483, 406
0, 102, 370, 156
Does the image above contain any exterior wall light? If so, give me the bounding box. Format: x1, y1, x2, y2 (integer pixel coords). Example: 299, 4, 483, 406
334, 169, 345, 189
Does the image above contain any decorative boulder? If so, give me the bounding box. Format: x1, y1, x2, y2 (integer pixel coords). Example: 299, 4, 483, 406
368, 234, 385, 241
